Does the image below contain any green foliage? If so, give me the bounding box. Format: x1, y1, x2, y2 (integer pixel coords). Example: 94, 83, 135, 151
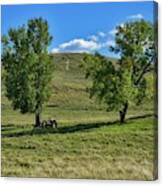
111, 19, 155, 85
1, 52, 155, 179
111, 20, 155, 105
82, 53, 136, 112
82, 20, 155, 119
2, 18, 54, 117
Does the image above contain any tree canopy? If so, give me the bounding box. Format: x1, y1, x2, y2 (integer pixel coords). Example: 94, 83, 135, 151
2, 17, 54, 126
82, 20, 156, 123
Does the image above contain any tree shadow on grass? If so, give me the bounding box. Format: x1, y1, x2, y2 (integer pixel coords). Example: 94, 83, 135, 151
2, 113, 153, 138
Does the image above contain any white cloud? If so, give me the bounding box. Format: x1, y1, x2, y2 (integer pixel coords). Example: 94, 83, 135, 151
88, 35, 98, 42
51, 48, 59, 53
109, 22, 125, 37
109, 29, 117, 36
127, 14, 144, 20
108, 14, 143, 40
98, 31, 106, 37
51, 38, 101, 53
119, 23, 125, 27
106, 40, 115, 47
102, 40, 115, 48
51, 29, 118, 54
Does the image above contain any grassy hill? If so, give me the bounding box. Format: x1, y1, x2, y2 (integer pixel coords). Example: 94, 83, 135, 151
2, 52, 154, 125
1, 53, 157, 180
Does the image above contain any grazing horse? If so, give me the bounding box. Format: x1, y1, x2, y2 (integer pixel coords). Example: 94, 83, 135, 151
41, 119, 58, 128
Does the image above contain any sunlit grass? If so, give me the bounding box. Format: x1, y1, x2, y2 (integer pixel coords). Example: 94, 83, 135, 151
2, 117, 156, 180
1, 53, 157, 180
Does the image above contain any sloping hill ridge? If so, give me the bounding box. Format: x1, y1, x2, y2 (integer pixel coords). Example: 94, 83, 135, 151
2, 52, 153, 125
1, 52, 117, 109
48, 53, 117, 111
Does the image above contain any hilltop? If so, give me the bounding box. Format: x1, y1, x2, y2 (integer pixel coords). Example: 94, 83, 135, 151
46, 53, 117, 110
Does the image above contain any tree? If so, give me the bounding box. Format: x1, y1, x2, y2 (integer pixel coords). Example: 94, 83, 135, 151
2, 17, 54, 127
82, 20, 156, 123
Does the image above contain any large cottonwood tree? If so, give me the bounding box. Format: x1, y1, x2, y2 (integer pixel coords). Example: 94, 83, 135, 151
2, 17, 54, 127
82, 20, 156, 123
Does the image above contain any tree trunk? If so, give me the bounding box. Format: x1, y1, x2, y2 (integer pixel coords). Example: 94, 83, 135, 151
35, 112, 41, 127
119, 102, 128, 124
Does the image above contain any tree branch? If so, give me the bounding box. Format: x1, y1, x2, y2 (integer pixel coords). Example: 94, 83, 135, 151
134, 63, 150, 85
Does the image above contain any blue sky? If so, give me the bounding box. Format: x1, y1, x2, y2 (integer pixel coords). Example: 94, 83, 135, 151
2, 1, 155, 57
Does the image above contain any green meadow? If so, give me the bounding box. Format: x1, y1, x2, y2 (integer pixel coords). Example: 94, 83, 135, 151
1, 53, 157, 180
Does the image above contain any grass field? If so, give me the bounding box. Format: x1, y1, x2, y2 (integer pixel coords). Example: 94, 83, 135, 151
1, 53, 157, 180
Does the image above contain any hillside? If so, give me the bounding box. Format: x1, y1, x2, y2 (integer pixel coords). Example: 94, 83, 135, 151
1, 52, 156, 179
2, 52, 154, 126
1, 53, 116, 110
49, 53, 104, 110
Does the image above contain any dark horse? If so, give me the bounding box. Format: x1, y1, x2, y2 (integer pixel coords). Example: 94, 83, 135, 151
41, 119, 58, 128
